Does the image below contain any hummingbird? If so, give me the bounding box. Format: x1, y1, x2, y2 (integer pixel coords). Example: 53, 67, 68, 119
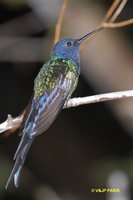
6, 27, 103, 188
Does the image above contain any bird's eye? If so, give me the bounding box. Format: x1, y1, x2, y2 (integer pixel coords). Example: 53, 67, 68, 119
66, 42, 72, 46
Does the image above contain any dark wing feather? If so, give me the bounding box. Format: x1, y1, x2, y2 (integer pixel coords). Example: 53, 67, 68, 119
28, 75, 72, 136
34, 78, 72, 134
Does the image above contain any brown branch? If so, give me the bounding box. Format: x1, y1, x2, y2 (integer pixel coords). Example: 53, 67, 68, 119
101, 0, 133, 28
54, 0, 69, 44
102, 19, 133, 28
109, 0, 127, 22
102, 0, 121, 22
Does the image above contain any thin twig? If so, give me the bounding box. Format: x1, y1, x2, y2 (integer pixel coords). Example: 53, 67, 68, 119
81, 0, 124, 49
102, 0, 121, 22
64, 90, 133, 108
1, 90, 133, 135
103, 19, 133, 28
110, 0, 127, 22
0, 115, 23, 135
54, 0, 69, 44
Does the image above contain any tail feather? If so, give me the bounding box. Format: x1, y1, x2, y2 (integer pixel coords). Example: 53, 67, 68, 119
5, 135, 34, 189
14, 134, 30, 160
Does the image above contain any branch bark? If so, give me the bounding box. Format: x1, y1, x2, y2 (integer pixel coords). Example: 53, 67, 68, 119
0, 115, 23, 135
64, 90, 133, 108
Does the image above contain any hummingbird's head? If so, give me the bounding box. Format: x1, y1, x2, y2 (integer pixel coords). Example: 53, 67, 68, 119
52, 27, 103, 67
52, 38, 80, 66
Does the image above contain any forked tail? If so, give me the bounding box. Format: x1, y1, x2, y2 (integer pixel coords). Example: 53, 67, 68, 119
5, 134, 35, 188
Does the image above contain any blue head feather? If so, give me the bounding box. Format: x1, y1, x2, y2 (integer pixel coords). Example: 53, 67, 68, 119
52, 38, 80, 67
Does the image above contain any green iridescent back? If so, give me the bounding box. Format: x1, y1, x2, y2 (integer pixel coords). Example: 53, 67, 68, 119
34, 56, 79, 98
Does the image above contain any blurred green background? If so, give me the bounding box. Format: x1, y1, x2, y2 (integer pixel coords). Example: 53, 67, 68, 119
0, 0, 133, 199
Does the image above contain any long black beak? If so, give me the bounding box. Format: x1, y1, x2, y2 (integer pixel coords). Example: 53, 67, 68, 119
77, 27, 103, 45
